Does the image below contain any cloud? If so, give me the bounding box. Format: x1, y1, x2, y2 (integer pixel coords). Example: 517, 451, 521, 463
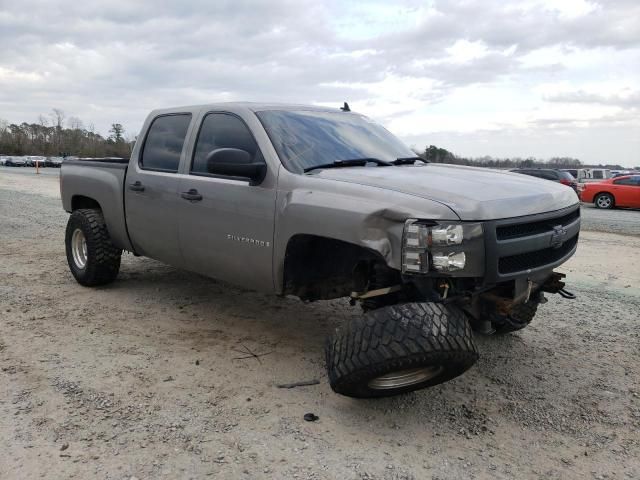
0, 0, 638, 165
545, 89, 640, 108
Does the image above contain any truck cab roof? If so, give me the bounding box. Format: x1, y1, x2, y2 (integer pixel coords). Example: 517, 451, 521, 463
149, 102, 346, 117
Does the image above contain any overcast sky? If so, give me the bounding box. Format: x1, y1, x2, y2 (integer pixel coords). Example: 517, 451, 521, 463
0, 0, 638, 166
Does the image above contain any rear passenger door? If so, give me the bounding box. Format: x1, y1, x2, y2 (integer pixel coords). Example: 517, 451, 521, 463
125, 113, 193, 267
612, 176, 640, 207
177, 112, 276, 292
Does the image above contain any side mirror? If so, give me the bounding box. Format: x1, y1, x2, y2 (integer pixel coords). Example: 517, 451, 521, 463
205, 148, 266, 185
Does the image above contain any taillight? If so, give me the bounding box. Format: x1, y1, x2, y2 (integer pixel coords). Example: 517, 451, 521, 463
560, 179, 571, 186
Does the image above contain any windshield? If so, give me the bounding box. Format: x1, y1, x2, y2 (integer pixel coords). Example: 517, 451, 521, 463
256, 110, 415, 173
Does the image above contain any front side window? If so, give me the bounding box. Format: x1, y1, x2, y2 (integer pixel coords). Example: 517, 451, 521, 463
593, 170, 604, 179
256, 110, 415, 173
140, 114, 192, 172
192, 113, 260, 175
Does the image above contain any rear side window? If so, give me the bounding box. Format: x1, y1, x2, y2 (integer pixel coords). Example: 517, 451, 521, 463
140, 114, 192, 172
524, 170, 554, 180
592, 170, 604, 179
528, 171, 546, 179
614, 177, 640, 186
191, 113, 260, 175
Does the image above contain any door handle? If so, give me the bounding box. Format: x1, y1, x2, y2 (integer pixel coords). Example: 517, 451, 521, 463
129, 181, 145, 192
181, 189, 203, 202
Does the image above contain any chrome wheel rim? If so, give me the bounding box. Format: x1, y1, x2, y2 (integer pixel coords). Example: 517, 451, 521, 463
596, 196, 611, 208
368, 366, 444, 390
71, 228, 88, 269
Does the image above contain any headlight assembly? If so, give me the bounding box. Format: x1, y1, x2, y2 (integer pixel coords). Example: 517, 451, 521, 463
401, 220, 484, 276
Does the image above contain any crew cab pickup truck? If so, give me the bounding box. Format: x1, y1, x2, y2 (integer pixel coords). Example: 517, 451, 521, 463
60, 103, 580, 398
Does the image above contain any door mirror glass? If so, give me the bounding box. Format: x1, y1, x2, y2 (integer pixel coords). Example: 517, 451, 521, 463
206, 148, 266, 184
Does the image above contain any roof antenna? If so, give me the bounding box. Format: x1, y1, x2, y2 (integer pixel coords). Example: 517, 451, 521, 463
340, 102, 350, 112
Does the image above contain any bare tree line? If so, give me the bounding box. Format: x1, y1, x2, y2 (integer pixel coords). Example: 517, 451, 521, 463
418, 145, 634, 170
0, 109, 134, 158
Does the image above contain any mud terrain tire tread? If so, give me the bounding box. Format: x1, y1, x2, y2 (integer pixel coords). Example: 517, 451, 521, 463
65, 208, 121, 286
326, 302, 479, 398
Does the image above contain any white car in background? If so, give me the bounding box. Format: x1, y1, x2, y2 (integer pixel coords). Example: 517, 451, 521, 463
562, 168, 611, 183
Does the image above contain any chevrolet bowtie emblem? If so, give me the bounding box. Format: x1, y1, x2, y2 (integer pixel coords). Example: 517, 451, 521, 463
550, 225, 568, 249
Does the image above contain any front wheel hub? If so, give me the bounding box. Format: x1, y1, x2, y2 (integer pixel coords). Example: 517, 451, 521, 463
368, 366, 444, 390
71, 228, 88, 269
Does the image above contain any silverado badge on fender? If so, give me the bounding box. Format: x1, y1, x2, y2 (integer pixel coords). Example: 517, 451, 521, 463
227, 234, 271, 247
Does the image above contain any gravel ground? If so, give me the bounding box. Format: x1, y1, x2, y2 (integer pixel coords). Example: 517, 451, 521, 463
579, 203, 640, 237
1, 168, 639, 480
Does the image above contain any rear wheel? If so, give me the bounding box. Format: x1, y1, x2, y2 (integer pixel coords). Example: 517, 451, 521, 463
595, 193, 614, 209
65, 209, 122, 286
325, 302, 479, 398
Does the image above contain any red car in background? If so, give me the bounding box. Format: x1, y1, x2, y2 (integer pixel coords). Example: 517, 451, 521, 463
579, 175, 640, 209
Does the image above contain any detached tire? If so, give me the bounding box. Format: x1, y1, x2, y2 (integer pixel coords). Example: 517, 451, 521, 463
326, 302, 479, 398
65, 209, 122, 286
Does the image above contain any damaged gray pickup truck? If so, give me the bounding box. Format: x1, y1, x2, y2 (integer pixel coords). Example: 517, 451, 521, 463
60, 103, 580, 398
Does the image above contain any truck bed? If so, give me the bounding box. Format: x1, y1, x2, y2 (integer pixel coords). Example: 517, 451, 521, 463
65, 157, 129, 165
60, 158, 134, 251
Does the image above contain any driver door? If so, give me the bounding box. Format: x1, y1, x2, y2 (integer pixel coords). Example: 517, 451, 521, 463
177, 112, 276, 292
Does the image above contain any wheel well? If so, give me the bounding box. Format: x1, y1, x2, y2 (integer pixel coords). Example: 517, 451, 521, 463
71, 195, 101, 211
282, 234, 392, 301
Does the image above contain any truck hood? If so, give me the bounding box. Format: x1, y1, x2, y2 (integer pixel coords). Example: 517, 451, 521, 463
313, 163, 579, 221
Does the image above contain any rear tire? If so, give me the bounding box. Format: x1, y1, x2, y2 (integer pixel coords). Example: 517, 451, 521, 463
65, 209, 122, 286
594, 193, 614, 209
325, 302, 479, 398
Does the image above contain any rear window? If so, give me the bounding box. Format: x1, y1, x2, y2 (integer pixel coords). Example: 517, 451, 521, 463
559, 171, 575, 181
140, 114, 192, 172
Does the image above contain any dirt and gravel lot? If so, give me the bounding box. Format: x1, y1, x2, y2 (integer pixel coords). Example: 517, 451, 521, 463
1, 167, 639, 480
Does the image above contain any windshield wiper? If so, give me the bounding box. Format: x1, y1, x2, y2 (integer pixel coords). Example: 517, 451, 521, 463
303, 158, 393, 173
391, 156, 428, 165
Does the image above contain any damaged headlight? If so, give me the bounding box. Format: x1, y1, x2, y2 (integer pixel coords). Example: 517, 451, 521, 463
401, 220, 484, 275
